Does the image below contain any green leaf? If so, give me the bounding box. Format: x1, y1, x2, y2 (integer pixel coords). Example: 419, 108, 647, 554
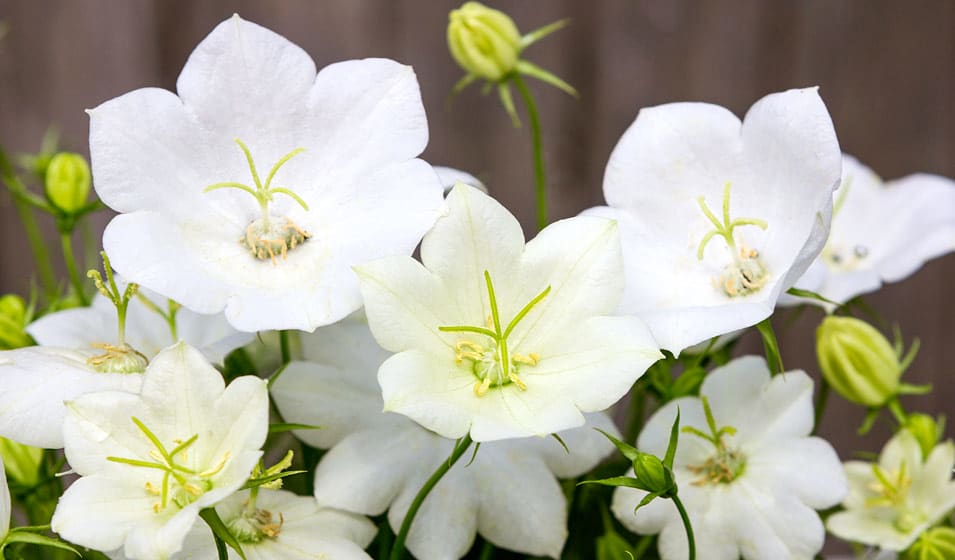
515, 60, 578, 98
755, 318, 784, 375
265, 363, 289, 389
578, 476, 651, 492
242, 470, 306, 490
594, 429, 639, 463
268, 422, 322, 434
663, 409, 681, 470
785, 287, 841, 307
0, 531, 80, 556
551, 433, 570, 454
200, 507, 246, 560
634, 490, 665, 513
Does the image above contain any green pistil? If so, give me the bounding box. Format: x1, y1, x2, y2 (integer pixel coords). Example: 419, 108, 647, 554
696, 182, 767, 262
86, 252, 148, 373
439, 271, 550, 396
683, 397, 746, 485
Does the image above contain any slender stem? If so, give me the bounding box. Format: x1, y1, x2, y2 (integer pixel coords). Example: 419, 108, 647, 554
887, 398, 908, 425
390, 435, 474, 560
512, 74, 548, 231
478, 540, 495, 560
625, 381, 647, 444
60, 231, 88, 305
9, 191, 56, 299
633, 534, 655, 559
813, 377, 830, 434
671, 494, 696, 560
279, 330, 291, 364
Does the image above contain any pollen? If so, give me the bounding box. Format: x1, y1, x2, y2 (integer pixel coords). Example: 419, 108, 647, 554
86, 342, 149, 374
239, 216, 311, 264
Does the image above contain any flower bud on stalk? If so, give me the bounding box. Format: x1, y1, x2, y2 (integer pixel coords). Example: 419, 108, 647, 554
903, 526, 955, 560
0, 294, 32, 349
816, 316, 902, 407
903, 413, 945, 460
44, 152, 90, 214
448, 2, 522, 81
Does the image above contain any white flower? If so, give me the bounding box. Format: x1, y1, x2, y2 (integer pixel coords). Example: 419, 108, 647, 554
0, 457, 9, 541
176, 489, 375, 559
433, 166, 488, 194
612, 356, 848, 560
0, 290, 251, 449
355, 184, 661, 441
826, 430, 955, 551
791, 155, 955, 307
585, 88, 841, 354
51, 342, 268, 560
270, 312, 617, 559
90, 14, 444, 332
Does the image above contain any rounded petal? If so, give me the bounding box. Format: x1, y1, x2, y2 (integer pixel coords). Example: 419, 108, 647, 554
0, 347, 142, 449
532, 412, 618, 479
434, 166, 487, 194
746, 437, 847, 510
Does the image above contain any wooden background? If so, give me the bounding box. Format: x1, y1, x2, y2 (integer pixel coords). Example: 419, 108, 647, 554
0, 0, 953, 499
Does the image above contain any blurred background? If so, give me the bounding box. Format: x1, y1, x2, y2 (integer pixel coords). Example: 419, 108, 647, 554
0, 0, 953, 509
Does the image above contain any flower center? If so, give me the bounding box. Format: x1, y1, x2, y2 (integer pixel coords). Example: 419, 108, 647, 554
439, 271, 550, 397
204, 139, 311, 264
227, 503, 284, 544
106, 417, 230, 514
86, 251, 148, 374
696, 182, 770, 297
866, 462, 926, 532
683, 396, 746, 485
86, 343, 148, 373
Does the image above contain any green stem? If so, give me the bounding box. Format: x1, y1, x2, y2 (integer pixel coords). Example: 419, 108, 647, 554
813, 377, 830, 434
478, 540, 495, 560
60, 231, 88, 305
671, 494, 696, 560
887, 398, 908, 425
512, 74, 548, 231
625, 381, 647, 444
279, 330, 291, 364
390, 435, 474, 560
11, 193, 56, 299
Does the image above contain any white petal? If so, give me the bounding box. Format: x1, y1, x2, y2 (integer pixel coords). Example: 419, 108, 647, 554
419, 184, 525, 327
298, 311, 390, 373
25, 296, 115, 349
826, 510, 916, 551
434, 166, 487, 194
532, 412, 618, 479
724, 480, 826, 560
176, 15, 316, 139
0, 347, 142, 449
746, 437, 847, 510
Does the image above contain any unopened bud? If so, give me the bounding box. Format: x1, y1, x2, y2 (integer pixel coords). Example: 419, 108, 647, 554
0, 294, 31, 350
448, 2, 521, 81
903, 413, 945, 460
0, 436, 43, 487
632, 453, 674, 495
45, 152, 91, 214
816, 317, 901, 407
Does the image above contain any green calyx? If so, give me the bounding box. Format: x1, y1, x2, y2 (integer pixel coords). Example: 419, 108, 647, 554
439, 270, 550, 397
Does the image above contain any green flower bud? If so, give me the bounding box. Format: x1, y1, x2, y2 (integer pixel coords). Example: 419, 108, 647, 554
0, 436, 43, 487
816, 316, 901, 407
632, 453, 674, 495
448, 2, 522, 81
0, 294, 32, 350
903, 526, 955, 560
903, 413, 945, 460
45, 152, 91, 214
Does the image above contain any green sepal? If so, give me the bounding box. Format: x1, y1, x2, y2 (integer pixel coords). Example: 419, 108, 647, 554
577, 476, 650, 492
497, 81, 521, 127
268, 422, 322, 434
634, 490, 666, 514
515, 60, 578, 97
858, 408, 880, 435
663, 409, 681, 470
242, 470, 306, 490
551, 433, 570, 454
785, 287, 841, 308
755, 318, 784, 375
594, 429, 639, 463
265, 363, 289, 389
897, 382, 932, 395
520, 18, 570, 49
200, 506, 246, 560
0, 528, 81, 556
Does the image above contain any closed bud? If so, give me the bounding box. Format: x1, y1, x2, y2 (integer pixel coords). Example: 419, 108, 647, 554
0, 294, 31, 350
816, 316, 901, 407
45, 152, 91, 214
0, 436, 43, 487
448, 2, 521, 81
632, 453, 673, 495
903, 526, 955, 560
903, 413, 945, 460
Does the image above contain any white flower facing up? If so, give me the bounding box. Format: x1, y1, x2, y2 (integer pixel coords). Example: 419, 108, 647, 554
791, 154, 955, 307
90, 14, 444, 332
585, 88, 842, 354
0, 285, 251, 449
51, 342, 268, 560
612, 356, 848, 560
355, 184, 662, 441
270, 312, 618, 559
176, 489, 376, 559
826, 429, 955, 552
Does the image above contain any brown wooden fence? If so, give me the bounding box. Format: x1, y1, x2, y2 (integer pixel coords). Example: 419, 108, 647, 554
1, 0, 953, 477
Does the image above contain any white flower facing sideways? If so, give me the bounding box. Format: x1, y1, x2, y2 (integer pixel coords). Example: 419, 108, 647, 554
826, 429, 955, 552
612, 356, 848, 560
176, 489, 376, 559
90, 14, 444, 332
0, 277, 251, 449
585, 88, 842, 354
270, 312, 618, 559
791, 154, 955, 307
51, 342, 268, 560
355, 184, 662, 441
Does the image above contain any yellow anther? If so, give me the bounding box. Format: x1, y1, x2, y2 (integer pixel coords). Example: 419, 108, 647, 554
508, 372, 528, 391
148, 450, 164, 463
512, 353, 539, 367
183, 483, 204, 497
199, 452, 231, 478
474, 377, 492, 397
153, 502, 162, 514
144, 481, 161, 496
